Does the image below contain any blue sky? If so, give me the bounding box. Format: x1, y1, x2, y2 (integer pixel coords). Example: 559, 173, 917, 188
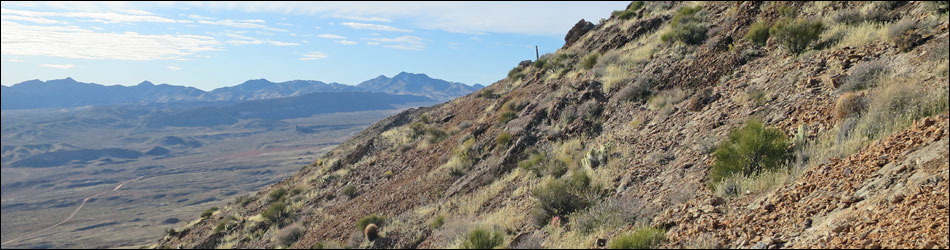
0, 1, 630, 90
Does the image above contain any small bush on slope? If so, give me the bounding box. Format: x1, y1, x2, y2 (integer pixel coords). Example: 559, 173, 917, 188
770, 18, 826, 54
609, 227, 666, 249
709, 120, 790, 187
460, 227, 505, 249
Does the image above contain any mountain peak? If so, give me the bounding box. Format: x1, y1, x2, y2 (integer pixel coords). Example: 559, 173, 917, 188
137, 80, 155, 87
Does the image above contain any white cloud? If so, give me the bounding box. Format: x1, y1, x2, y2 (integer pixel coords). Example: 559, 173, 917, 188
0, 15, 61, 24
300, 52, 327, 60
40, 64, 75, 69
269, 41, 300, 46
197, 19, 284, 31
187, 14, 215, 20
1, 21, 220, 60
368, 36, 425, 51
366, 41, 380, 45
7, 58, 24, 62
176, 2, 628, 36
1, 8, 191, 24
342, 22, 412, 32
338, 16, 391, 22
318, 33, 346, 39
118, 9, 154, 15
166, 65, 181, 70
336, 40, 357, 45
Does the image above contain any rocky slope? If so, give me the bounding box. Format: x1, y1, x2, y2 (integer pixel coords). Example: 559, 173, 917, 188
156, 1, 949, 249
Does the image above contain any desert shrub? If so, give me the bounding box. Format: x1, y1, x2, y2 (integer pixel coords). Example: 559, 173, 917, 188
460, 227, 505, 249
832, 9, 865, 25
875, 1, 908, 10
520, 152, 568, 178
342, 185, 358, 198
887, 19, 921, 52
613, 1, 645, 20
661, 6, 707, 45
311, 241, 344, 249
570, 199, 634, 235
646, 88, 688, 113
928, 1, 950, 14
600, 64, 633, 93
215, 216, 238, 233
479, 88, 499, 99
277, 224, 304, 247
496, 132, 513, 149
201, 207, 219, 218
840, 60, 889, 92
235, 195, 254, 207
834, 92, 868, 121
580, 53, 600, 70
262, 201, 288, 224
745, 21, 772, 46
609, 227, 667, 249
498, 111, 517, 124
577, 99, 603, 120
410, 121, 449, 143
617, 74, 656, 102
770, 18, 825, 54
446, 138, 476, 177
508, 67, 525, 80
533, 58, 547, 69
431, 215, 446, 229
355, 214, 386, 231
530, 171, 598, 227
269, 188, 288, 203
777, 5, 797, 18
708, 120, 790, 186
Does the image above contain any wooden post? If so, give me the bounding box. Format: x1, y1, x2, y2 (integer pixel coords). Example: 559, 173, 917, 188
535, 46, 539, 61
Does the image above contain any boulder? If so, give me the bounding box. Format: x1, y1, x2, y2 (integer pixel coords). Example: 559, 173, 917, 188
563, 19, 595, 48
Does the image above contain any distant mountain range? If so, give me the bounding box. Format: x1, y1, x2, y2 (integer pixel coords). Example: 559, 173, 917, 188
1, 72, 482, 110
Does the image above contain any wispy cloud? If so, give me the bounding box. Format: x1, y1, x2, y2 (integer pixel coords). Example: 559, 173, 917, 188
40, 64, 75, 69
342, 22, 412, 32
220, 32, 298, 46
187, 14, 215, 20
166, 65, 181, 70
197, 19, 285, 32
368, 36, 425, 51
336, 40, 357, 45
269, 41, 299, 46
339, 16, 391, 23
0, 15, 62, 24
317, 33, 345, 39
1, 8, 191, 24
1, 21, 220, 60
300, 52, 327, 60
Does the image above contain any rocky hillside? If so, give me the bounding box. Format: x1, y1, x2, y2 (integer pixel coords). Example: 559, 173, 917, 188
155, 1, 949, 249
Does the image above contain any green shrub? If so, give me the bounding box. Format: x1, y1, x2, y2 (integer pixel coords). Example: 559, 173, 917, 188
269, 188, 288, 203
235, 195, 254, 207
201, 207, 219, 218
609, 227, 666, 249
709, 120, 790, 186
460, 228, 505, 249
770, 18, 825, 54
671, 6, 703, 26
531, 171, 597, 227
533, 58, 547, 69
430, 215, 445, 229
508, 67, 524, 80
277, 224, 304, 247
342, 185, 358, 198
580, 53, 600, 70
832, 9, 864, 25
262, 201, 288, 224
214, 216, 238, 233
496, 132, 512, 149
520, 152, 568, 178
618, 74, 656, 102
661, 22, 707, 45
355, 214, 386, 231
840, 60, 889, 92
613, 1, 644, 20
498, 111, 517, 124
311, 241, 344, 249
745, 21, 771, 46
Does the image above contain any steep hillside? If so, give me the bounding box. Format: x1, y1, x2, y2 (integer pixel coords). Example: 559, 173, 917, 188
156, 1, 949, 249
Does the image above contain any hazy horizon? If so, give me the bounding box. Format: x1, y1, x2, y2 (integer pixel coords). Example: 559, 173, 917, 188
1, 1, 630, 90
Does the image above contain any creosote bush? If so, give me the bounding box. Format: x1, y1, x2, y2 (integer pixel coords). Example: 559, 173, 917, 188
460, 227, 505, 249
709, 120, 790, 187
200, 207, 219, 218
342, 184, 358, 198
262, 201, 288, 225
745, 21, 772, 46
269, 187, 288, 203
355, 214, 386, 231
580, 53, 600, 70
496, 132, 512, 149
770, 18, 826, 54
277, 224, 304, 247
530, 171, 600, 227
661, 6, 707, 45
609, 227, 667, 249
613, 1, 645, 20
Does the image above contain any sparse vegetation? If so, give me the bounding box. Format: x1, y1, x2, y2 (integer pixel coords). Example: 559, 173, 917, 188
580, 53, 600, 70
496, 132, 512, 149
887, 19, 921, 52
745, 21, 772, 46
613, 1, 645, 20
834, 92, 868, 121
840, 60, 890, 92
617, 74, 656, 102
770, 18, 825, 54
661, 6, 707, 45
431, 215, 446, 229
531, 170, 601, 227
269, 188, 288, 203
276, 224, 304, 247
445, 138, 476, 177
460, 227, 505, 249
708, 120, 790, 188
355, 214, 386, 231
609, 227, 666, 249
342, 185, 358, 198
262, 201, 288, 225
201, 207, 219, 218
